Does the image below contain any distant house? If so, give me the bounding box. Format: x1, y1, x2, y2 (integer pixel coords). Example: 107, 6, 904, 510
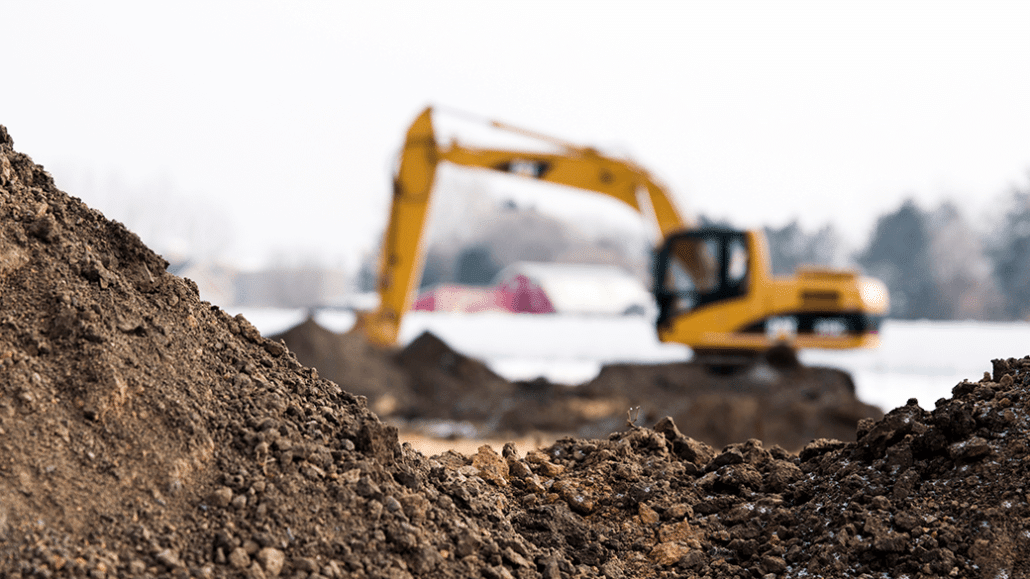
412, 262, 654, 316
412, 284, 508, 313
494, 272, 555, 314
494, 262, 653, 316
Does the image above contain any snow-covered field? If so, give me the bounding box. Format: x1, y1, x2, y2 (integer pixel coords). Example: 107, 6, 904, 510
800, 320, 1030, 412
231, 307, 1030, 414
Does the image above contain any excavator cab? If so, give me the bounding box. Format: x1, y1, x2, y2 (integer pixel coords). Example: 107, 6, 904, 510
654, 228, 751, 329
654, 226, 887, 352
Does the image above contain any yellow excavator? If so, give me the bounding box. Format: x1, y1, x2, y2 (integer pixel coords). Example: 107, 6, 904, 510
354, 106, 888, 357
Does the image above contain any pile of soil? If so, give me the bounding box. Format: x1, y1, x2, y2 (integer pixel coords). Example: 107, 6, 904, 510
276, 319, 880, 450
270, 317, 414, 417
0, 126, 527, 578
574, 357, 878, 450
269, 325, 520, 433
3, 125, 1030, 578
485, 360, 1030, 578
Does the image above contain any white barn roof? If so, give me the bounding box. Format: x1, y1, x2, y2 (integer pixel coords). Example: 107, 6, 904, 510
494, 262, 653, 316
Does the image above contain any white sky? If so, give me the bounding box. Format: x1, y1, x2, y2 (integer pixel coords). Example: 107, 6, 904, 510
2, 1, 1028, 270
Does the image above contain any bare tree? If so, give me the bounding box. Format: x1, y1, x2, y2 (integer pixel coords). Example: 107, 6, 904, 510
926, 202, 1005, 320
764, 220, 851, 276
988, 178, 1030, 320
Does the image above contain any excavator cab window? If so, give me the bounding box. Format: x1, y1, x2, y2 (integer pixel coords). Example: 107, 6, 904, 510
654, 229, 750, 327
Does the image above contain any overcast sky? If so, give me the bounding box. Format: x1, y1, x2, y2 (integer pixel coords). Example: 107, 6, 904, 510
3, 1, 1028, 270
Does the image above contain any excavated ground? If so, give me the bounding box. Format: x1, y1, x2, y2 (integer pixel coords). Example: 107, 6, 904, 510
2, 126, 1030, 578
274, 320, 881, 451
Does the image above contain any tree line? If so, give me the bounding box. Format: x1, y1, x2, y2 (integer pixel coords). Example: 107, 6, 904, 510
767, 180, 1030, 321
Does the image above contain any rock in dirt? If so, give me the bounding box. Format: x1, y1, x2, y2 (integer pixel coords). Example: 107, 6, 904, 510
3, 124, 1030, 578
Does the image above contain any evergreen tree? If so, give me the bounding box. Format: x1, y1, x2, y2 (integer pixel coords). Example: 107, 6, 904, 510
857, 199, 944, 319
455, 246, 501, 286
419, 248, 451, 289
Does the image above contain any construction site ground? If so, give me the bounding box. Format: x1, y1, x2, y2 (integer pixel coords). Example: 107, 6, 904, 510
2, 125, 1030, 578
271, 317, 882, 453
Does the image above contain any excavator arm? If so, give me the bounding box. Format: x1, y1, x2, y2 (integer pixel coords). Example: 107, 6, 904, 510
352, 108, 438, 347
438, 147, 690, 237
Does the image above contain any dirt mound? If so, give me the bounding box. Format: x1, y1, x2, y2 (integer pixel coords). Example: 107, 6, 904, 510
0, 126, 537, 578
269, 316, 413, 416
490, 360, 1030, 578
276, 318, 880, 449
503, 360, 1030, 577
4, 124, 1030, 577
576, 359, 879, 450
397, 331, 516, 424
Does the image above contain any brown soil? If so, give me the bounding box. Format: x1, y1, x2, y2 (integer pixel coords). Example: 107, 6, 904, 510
276, 321, 881, 451
3, 125, 1030, 578
270, 318, 415, 417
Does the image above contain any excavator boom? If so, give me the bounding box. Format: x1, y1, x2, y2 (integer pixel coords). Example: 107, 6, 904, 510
438, 146, 690, 237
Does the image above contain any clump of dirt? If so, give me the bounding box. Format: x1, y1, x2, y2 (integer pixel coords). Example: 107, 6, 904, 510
276, 318, 880, 450
4, 124, 1030, 578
